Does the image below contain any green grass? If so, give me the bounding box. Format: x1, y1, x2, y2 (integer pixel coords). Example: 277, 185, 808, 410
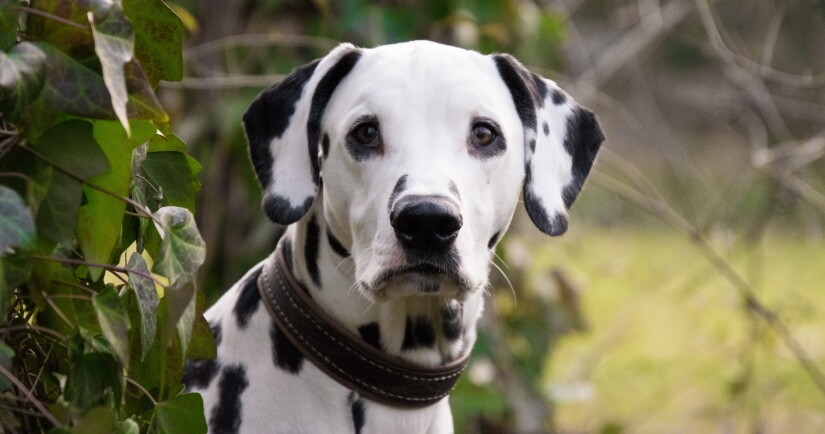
525, 224, 825, 433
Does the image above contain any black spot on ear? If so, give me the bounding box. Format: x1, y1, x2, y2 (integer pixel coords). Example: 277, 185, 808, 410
357, 323, 381, 349
348, 392, 366, 434
183, 359, 220, 390
551, 88, 567, 105
531, 72, 548, 101
488, 231, 501, 249
561, 107, 605, 208
402, 316, 436, 350
243, 60, 320, 191
305, 215, 321, 287
322, 133, 330, 158
262, 194, 314, 225
543, 121, 549, 136
326, 228, 350, 257
493, 55, 537, 131
387, 174, 408, 215
307, 50, 362, 186
210, 321, 222, 347
441, 304, 464, 341
209, 365, 249, 434
270, 323, 304, 374
234, 267, 263, 329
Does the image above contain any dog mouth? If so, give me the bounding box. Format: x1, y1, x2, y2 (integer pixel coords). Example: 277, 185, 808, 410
367, 261, 473, 298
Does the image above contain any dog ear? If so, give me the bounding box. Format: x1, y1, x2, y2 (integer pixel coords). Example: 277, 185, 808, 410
493, 54, 605, 236
243, 43, 362, 224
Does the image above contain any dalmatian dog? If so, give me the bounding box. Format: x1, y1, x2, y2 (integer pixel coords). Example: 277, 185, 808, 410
184, 41, 604, 433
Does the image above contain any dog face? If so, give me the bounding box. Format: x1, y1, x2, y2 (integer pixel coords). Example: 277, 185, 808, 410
243, 41, 604, 301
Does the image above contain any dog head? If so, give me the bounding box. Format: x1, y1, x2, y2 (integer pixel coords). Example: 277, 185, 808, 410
243, 41, 604, 301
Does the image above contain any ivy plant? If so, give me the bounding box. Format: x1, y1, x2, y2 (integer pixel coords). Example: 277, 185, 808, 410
0, 0, 212, 432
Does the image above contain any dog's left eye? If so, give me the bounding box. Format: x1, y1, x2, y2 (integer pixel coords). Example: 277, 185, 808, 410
351, 123, 380, 147
471, 123, 496, 147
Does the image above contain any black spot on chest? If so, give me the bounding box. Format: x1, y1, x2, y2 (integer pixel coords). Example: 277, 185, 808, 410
348, 392, 366, 434
270, 323, 304, 374
305, 215, 322, 287
442, 304, 464, 341
209, 365, 249, 434
402, 316, 436, 350
182, 359, 220, 391
357, 322, 382, 349
327, 228, 350, 258
234, 267, 263, 329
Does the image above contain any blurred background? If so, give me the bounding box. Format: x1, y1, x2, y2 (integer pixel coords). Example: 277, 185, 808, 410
158, 0, 825, 432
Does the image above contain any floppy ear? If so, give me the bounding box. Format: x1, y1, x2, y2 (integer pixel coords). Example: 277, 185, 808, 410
243, 43, 362, 224
493, 54, 605, 236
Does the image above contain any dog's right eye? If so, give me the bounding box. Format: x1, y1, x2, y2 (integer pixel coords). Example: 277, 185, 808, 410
351, 123, 380, 147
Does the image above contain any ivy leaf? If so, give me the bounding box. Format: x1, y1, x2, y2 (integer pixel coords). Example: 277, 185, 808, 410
151, 206, 205, 288
0, 185, 35, 254
116, 418, 139, 434
70, 406, 116, 434
0, 252, 30, 311
123, 0, 184, 87
142, 152, 196, 212
0, 0, 17, 50
75, 120, 153, 281
66, 335, 124, 415
174, 286, 196, 358
32, 120, 108, 245
126, 252, 158, 360
155, 393, 207, 434
93, 285, 131, 367
88, 3, 135, 136
0, 42, 46, 119
24, 42, 166, 133
185, 289, 216, 360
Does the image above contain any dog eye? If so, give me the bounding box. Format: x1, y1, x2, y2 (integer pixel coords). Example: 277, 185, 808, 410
351, 123, 380, 147
471, 123, 496, 147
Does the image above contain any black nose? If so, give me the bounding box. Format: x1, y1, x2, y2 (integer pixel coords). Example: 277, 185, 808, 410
391, 197, 463, 252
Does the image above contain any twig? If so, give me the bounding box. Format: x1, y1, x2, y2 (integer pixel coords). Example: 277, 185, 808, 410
0, 324, 66, 341
29, 255, 162, 286
40, 292, 72, 327
12, 6, 88, 30
184, 33, 338, 60
0, 364, 64, 428
126, 377, 158, 405
159, 74, 286, 89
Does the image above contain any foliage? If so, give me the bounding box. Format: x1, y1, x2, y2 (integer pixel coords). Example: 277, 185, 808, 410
0, 0, 211, 432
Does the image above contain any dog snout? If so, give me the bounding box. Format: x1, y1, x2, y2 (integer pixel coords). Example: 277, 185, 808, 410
391, 197, 462, 252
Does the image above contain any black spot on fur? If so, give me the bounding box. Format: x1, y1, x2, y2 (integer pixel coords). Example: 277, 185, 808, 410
242, 60, 320, 192
183, 359, 220, 390
387, 174, 408, 215
305, 215, 321, 287
531, 72, 549, 101
562, 107, 604, 208
327, 228, 350, 257
442, 304, 464, 341
282, 236, 293, 269
402, 316, 436, 350
307, 50, 362, 185
357, 322, 381, 349
210, 321, 222, 347
262, 194, 314, 225
349, 392, 366, 434
234, 267, 263, 329
209, 365, 249, 434
543, 121, 549, 136
270, 323, 304, 374
551, 88, 566, 105
494, 55, 537, 131
488, 231, 501, 249
322, 133, 330, 158
529, 138, 536, 153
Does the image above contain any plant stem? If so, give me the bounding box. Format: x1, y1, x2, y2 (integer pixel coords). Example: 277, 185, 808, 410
0, 364, 64, 428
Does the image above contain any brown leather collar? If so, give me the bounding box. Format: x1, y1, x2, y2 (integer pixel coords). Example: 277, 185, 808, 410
257, 243, 471, 408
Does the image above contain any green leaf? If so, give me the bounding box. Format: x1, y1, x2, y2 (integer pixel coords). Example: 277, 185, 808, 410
0, 185, 35, 253
70, 406, 116, 434
116, 418, 139, 434
127, 252, 158, 360
185, 289, 216, 360
88, 2, 135, 135
155, 393, 207, 434
93, 285, 131, 366
0, 252, 30, 303
24, 42, 166, 132
0, 0, 17, 50
66, 335, 124, 415
75, 120, 153, 280
151, 206, 205, 288
32, 120, 108, 245
142, 151, 196, 212
0, 341, 15, 391
123, 0, 184, 86
175, 287, 196, 358
0, 42, 46, 119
